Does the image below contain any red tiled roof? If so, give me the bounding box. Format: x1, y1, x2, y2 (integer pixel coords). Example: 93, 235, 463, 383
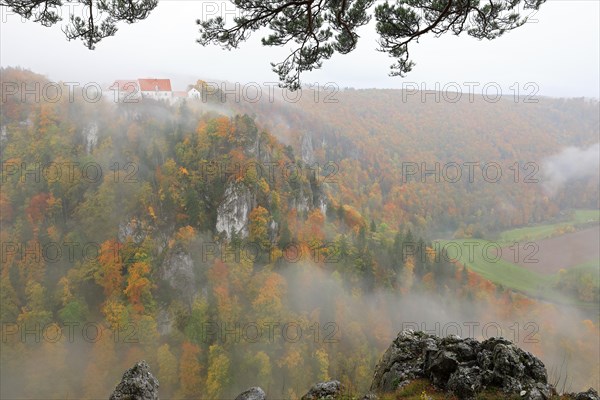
173, 91, 187, 98
138, 78, 172, 92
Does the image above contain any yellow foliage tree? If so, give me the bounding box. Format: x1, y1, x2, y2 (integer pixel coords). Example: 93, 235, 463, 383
206, 344, 231, 399
157, 344, 178, 396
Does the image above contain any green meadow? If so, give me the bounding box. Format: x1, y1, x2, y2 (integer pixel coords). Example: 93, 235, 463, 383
435, 209, 600, 306
498, 209, 600, 244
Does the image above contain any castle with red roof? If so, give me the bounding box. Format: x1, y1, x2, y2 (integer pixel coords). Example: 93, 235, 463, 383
108, 78, 195, 103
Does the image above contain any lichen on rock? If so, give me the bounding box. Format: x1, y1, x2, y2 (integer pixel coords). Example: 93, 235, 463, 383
216, 181, 255, 239
370, 330, 554, 400
235, 386, 266, 400
109, 360, 159, 400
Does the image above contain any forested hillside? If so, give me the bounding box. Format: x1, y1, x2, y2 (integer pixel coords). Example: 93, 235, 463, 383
0, 67, 598, 399
241, 87, 599, 237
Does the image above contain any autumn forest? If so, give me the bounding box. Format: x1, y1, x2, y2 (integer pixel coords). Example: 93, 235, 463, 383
0, 67, 599, 399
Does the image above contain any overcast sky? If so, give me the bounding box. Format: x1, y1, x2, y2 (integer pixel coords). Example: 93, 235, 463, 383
0, 0, 598, 98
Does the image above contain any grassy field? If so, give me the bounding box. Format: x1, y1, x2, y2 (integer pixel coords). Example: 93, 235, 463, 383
498, 209, 600, 244
434, 209, 600, 305
573, 209, 600, 224
436, 238, 557, 295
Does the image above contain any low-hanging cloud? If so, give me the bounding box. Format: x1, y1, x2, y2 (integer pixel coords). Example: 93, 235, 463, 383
541, 143, 600, 196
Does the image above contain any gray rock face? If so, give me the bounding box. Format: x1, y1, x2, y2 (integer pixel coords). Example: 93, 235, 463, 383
118, 218, 146, 244
246, 130, 272, 165
301, 134, 315, 165
268, 219, 279, 242
156, 307, 174, 336
234, 387, 266, 400
160, 248, 196, 305
83, 121, 99, 154
216, 182, 255, 239
574, 388, 600, 400
301, 380, 343, 400
110, 361, 159, 400
370, 330, 434, 391
370, 330, 554, 400
425, 350, 459, 386
447, 366, 484, 398
289, 189, 311, 215
317, 194, 328, 216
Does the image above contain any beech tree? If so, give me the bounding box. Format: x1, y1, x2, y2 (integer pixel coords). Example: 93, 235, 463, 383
124, 257, 154, 314
95, 239, 124, 299
2, 1, 545, 88
178, 341, 204, 398
157, 344, 178, 396
248, 206, 270, 248
205, 344, 231, 399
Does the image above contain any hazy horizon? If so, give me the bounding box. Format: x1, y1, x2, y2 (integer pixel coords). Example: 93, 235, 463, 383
1, 0, 599, 98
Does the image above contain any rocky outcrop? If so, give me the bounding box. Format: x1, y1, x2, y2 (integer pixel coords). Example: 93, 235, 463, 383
370, 330, 553, 400
301, 133, 315, 165
288, 181, 327, 216
156, 307, 174, 336
216, 182, 255, 239
118, 218, 146, 244
301, 380, 343, 400
289, 190, 311, 215
110, 361, 159, 400
316, 194, 328, 216
159, 247, 196, 305
83, 121, 99, 154
235, 387, 266, 400
568, 388, 600, 400
268, 219, 279, 242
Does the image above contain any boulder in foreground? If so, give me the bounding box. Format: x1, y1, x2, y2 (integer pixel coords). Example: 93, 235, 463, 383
301, 380, 343, 400
109, 360, 159, 400
235, 386, 266, 400
570, 388, 600, 400
371, 330, 552, 400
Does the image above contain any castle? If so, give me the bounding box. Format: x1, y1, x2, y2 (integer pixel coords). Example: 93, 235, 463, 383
108, 78, 200, 103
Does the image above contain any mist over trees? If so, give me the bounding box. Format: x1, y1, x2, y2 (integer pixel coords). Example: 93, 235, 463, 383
0, 67, 598, 398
